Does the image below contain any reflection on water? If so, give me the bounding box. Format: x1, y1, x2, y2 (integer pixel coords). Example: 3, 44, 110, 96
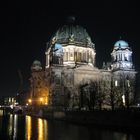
38, 118, 48, 140
25, 116, 48, 140
13, 114, 18, 139
38, 118, 43, 140
0, 110, 139, 140
26, 116, 32, 140
8, 114, 13, 137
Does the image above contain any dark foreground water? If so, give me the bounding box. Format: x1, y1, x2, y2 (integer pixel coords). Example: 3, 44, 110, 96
0, 110, 139, 140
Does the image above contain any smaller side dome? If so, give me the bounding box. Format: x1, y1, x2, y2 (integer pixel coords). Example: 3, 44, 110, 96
33, 60, 41, 66
114, 40, 129, 49
31, 60, 42, 71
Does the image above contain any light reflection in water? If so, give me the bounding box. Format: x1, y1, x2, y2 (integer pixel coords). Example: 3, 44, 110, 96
13, 114, 18, 140
38, 118, 48, 140
44, 120, 48, 140
0, 110, 3, 116
25, 115, 32, 140
8, 114, 13, 137
0, 112, 137, 140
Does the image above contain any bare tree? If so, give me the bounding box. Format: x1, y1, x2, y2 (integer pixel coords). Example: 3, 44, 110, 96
79, 80, 106, 111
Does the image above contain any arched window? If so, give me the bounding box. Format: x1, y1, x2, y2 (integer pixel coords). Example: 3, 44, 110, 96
119, 54, 122, 61
70, 52, 74, 61
83, 52, 86, 62
129, 55, 132, 62
64, 52, 68, 61
87, 50, 89, 62
77, 52, 82, 61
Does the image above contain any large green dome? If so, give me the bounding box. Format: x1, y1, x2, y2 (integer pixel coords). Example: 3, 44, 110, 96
51, 24, 93, 47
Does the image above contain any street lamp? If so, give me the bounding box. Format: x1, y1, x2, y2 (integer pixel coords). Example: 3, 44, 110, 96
28, 99, 32, 104
40, 98, 43, 105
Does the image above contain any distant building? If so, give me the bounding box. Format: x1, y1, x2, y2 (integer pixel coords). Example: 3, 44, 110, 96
30, 22, 137, 110
0, 96, 16, 106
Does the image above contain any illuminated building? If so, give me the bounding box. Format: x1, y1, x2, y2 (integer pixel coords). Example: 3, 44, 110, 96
0, 96, 16, 106
111, 40, 136, 108
31, 21, 137, 109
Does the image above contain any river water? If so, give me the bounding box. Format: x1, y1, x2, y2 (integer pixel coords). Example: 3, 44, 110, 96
0, 110, 139, 140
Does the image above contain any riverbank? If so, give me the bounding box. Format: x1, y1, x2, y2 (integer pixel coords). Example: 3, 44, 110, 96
64, 110, 140, 131
1, 112, 137, 140
24, 107, 140, 131
1, 106, 140, 133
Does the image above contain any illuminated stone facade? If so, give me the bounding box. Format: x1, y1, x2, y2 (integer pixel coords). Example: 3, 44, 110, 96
33, 24, 137, 109
29, 60, 49, 105
110, 40, 136, 108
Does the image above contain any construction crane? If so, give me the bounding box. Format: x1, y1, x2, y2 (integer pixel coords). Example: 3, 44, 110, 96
16, 69, 23, 105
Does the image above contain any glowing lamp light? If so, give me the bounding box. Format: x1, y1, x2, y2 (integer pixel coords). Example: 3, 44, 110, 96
45, 103, 48, 105
40, 98, 43, 102
15, 102, 19, 105
39, 98, 43, 105
10, 105, 14, 109
115, 80, 118, 87
122, 94, 125, 106
28, 99, 32, 103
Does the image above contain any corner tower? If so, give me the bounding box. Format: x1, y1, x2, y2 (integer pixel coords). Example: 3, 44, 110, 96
111, 40, 137, 107
111, 40, 134, 71
29, 60, 49, 105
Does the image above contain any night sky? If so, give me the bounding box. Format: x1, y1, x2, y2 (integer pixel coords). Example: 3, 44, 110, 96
0, 1, 140, 96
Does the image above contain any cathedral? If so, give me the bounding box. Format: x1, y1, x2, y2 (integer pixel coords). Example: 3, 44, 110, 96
29, 22, 137, 110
